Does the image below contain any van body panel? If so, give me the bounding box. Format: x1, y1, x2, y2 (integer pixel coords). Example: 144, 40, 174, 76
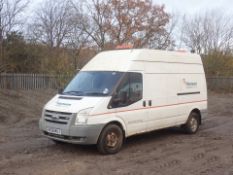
114, 100, 147, 136
82, 49, 202, 72
45, 95, 107, 114
39, 49, 208, 145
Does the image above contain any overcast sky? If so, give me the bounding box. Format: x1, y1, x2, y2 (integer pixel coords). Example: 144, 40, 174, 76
29, 0, 232, 15
29, 0, 233, 15
154, 0, 232, 14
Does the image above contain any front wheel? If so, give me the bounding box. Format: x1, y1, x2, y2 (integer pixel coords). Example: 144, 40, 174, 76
97, 124, 124, 155
183, 112, 200, 134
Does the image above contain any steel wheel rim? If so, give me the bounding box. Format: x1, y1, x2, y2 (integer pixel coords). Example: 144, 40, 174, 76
190, 117, 198, 132
106, 132, 119, 148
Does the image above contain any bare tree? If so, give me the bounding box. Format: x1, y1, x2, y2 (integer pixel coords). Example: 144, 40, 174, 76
74, 0, 111, 50
29, 0, 73, 48
66, 14, 90, 70
180, 10, 233, 54
0, 0, 29, 36
0, 0, 29, 66
155, 12, 178, 50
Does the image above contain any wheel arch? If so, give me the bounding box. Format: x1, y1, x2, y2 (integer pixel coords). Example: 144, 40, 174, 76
104, 121, 126, 138
190, 108, 202, 124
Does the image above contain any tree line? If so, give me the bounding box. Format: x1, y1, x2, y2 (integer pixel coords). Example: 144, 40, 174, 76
0, 0, 233, 76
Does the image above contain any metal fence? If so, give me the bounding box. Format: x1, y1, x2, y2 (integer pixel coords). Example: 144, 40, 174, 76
207, 76, 233, 93
0, 73, 73, 89
0, 73, 233, 92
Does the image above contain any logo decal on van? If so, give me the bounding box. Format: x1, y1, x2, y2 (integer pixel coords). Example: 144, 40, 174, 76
182, 79, 197, 88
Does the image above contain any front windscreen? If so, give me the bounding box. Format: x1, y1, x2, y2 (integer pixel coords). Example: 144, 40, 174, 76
63, 71, 123, 96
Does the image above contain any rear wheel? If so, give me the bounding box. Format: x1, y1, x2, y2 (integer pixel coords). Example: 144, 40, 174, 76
97, 124, 124, 155
183, 112, 200, 134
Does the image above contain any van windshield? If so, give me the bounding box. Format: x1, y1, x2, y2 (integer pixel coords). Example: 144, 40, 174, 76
62, 71, 123, 96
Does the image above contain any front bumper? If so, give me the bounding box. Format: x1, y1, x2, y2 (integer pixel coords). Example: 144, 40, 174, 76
39, 118, 104, 145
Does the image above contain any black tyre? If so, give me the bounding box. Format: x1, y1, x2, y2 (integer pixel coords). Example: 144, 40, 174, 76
183, 112, 200, 134
97, 124, 124, 155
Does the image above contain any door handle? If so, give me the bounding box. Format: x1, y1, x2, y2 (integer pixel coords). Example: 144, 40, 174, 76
148, 100, 152, 106
143, 101, 146, 107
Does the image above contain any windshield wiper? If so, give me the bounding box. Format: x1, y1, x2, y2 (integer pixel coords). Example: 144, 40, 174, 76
62, 91, 84, 96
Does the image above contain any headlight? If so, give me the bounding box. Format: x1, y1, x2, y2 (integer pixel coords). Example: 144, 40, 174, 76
75, 108, 93, 125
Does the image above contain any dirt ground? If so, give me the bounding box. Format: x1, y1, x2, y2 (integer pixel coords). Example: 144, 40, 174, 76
0, 90, 233, 175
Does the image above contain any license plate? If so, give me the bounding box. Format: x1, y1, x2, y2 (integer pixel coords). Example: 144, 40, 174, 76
47, 127, 61, 135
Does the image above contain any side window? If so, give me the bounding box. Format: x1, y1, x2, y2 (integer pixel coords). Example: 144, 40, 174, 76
110, 72, 143, 108
129, 73, 143, 103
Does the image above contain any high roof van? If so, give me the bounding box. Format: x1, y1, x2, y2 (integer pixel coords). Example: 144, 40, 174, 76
39, 49, 208, 154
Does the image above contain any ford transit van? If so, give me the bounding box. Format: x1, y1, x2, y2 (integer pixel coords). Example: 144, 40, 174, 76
39, 49, 207, 154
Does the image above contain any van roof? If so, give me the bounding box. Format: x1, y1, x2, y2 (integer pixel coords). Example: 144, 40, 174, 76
81, 49, 202, 72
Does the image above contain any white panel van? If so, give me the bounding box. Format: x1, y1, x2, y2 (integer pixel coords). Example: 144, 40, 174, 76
39, 49, 207, 154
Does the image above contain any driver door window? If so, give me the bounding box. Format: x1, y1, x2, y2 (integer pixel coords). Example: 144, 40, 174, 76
110, 72, 142, 108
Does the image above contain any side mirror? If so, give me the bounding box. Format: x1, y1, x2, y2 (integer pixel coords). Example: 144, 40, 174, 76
119, 91, 127, 103
110, 91, 128, 108
58, 88, 63, 94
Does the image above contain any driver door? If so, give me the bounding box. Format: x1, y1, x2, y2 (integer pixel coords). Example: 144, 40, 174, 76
109, 72, 147, 136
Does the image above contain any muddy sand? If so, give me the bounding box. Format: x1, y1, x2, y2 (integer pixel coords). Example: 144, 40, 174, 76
0, 90, 233, 175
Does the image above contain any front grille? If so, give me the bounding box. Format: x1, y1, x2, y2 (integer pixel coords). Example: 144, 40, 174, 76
44, 110, 73, 125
